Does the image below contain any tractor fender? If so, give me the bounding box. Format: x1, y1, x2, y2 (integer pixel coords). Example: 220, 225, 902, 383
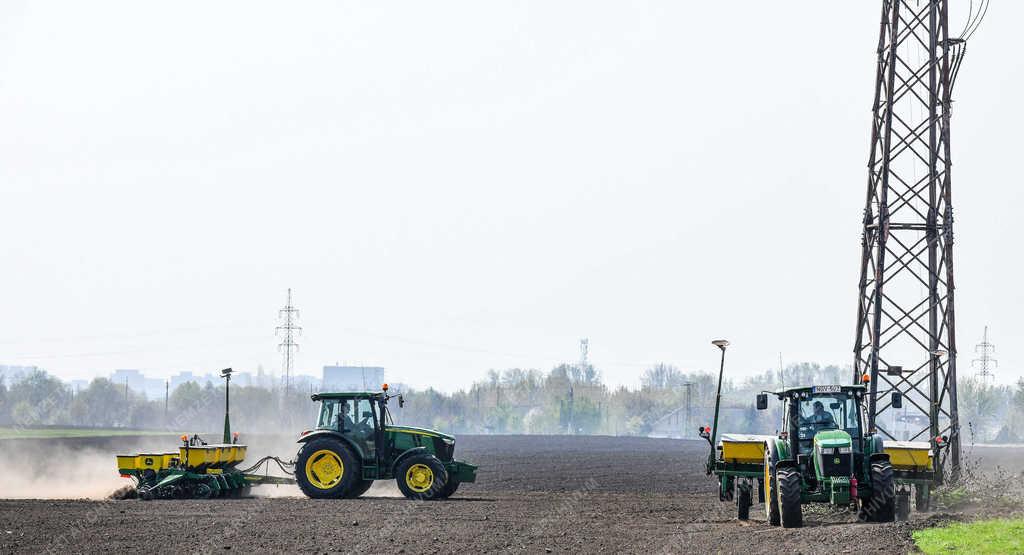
865, 435, 885, 456
390, 446, 431, 475
768, 437, 791, 462
775, 459, 799, 470
296, 430, 365, 460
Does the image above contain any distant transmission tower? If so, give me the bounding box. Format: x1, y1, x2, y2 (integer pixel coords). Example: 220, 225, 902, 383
579, 338, 589, 378
972, 326, 997, 384
853, 0, 987, 481
567, 339, 589, 434
276, 288, 301, 394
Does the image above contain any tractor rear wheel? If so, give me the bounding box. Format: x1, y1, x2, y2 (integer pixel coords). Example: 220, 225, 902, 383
764, 450, 780, 526
346, 479, 374, 499
776, 468, 803, 528
861, 460, 896, 522
737, 484, 752, 521
295, 437, 360, 499
395, 454, 448, 501
915, 485, 930, 512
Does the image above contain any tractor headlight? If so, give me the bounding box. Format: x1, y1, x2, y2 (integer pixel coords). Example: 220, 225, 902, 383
837, 446, 852, 454
443, 438, 455, 446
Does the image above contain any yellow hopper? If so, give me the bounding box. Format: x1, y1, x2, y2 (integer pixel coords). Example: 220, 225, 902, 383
717, 434, 773, 464
884, 441, 932, 470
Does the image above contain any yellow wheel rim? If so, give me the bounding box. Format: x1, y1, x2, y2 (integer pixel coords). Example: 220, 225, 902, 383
405, 463, 434, 493
306, 449, 344, 490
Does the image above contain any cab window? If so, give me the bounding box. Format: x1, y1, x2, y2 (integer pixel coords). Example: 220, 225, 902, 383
318, 399, 340, 429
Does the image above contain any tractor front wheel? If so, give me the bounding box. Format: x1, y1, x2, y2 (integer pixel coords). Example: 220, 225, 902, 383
764, 450, 780, 526
861, 461, 896, 522
396, 454, 448, 501
776, 468, 803, 528
737, 484, 752, 521
438, 479, 460, 499
295, 437, 360, 499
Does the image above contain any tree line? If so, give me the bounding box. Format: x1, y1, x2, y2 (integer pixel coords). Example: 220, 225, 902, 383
1, 364, 1021, 442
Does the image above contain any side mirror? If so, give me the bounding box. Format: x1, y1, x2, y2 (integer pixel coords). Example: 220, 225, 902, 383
891, 392, 903, 409
756, 393, 768, 410
398, 394, 405, 408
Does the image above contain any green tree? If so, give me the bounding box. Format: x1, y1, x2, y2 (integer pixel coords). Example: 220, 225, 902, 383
0, 376, 8, 425
8, 369, 69, 425
70, 378, 139, 427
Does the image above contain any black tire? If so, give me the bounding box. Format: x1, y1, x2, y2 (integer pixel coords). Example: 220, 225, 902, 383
295, 437, 361, 499
861, 460, 896, 522
438, 479, 460, 499
395, 454, 448, 501
764, 449, 780, 526
737, 485, 751, 521
915, 485, 930, 512
896, 491, 910, 521
346, 479, 374, 499
776, 468, 803, 528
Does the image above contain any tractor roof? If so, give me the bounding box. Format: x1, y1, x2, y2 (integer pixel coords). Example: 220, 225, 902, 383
311, 391, 385, 401
775, 384, 866, 397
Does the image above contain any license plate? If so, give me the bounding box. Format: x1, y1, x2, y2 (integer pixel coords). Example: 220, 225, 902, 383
813, 385, 841, 393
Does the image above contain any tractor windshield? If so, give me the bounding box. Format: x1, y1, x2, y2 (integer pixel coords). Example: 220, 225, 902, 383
797, 393, 861, 443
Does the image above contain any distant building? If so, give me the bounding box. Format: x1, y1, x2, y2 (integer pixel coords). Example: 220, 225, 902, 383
110, 369, 165, 400
321, 366, 385, 392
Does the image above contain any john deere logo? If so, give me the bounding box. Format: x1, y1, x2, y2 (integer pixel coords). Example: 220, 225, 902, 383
834, 457, 840, 464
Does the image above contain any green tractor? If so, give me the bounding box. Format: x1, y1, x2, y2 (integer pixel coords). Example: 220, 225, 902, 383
704, 384, 910, 527
294, 387, 477, 500
754, 384, 899, 527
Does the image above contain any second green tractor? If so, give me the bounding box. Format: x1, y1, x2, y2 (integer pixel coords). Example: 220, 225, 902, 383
295, 388, 477, 500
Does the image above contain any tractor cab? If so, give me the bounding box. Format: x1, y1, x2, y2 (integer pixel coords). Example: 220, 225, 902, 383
759, 385, 865, 486
778, 386, 864, 455
312, 391, 388, 460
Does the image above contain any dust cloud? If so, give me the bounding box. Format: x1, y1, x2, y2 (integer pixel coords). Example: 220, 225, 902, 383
0, 442, 135, 499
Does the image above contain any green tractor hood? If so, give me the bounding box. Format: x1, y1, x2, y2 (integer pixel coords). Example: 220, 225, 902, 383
385, 425, 455, 441
813, 429, 852, 449
812, 429, 853, 506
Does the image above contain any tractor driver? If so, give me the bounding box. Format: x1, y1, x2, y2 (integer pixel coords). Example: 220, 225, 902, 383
805, 400, 838, 429
338, 401, 356, 431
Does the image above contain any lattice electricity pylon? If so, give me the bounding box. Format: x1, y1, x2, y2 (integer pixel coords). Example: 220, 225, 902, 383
853, 0, 986, 482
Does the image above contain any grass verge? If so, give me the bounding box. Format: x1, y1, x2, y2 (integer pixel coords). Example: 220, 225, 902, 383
913, 518, 1024, 554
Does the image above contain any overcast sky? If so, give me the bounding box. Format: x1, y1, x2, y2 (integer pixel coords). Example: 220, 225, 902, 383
1, 1, 1020, 392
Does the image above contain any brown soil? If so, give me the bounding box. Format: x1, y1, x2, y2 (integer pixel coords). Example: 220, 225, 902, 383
0, 435, 1021, 553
